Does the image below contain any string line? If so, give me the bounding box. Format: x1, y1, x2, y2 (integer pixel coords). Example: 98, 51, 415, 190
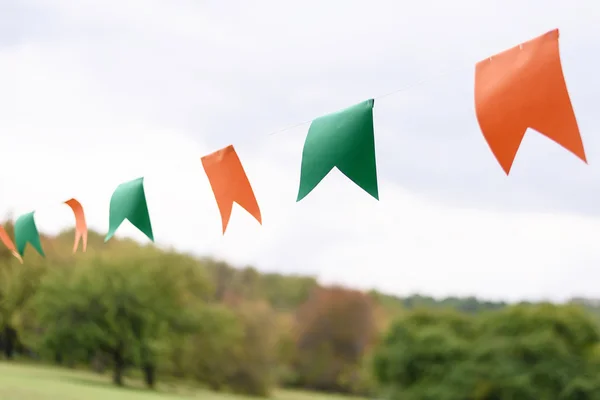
265, 63, 471, 137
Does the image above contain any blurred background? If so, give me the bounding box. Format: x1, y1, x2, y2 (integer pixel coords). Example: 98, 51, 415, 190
2, 0, 600, 399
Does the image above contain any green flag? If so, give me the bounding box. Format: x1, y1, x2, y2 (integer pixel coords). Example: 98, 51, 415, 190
297, 99, 378, 202
105, 177, 154, 243
14, 211, 45, 257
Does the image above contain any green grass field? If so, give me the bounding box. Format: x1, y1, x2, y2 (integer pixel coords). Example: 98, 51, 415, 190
0, 362, 365, 400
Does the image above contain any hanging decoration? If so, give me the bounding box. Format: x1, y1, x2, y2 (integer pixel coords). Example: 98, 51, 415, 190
6, 28, 596, 262
297, 99, 379, 202
0, 226, 23, 263
475, 29, 587, 174
14, 211, 45, 257
201, 145, 262, 234
105, 177, 154, 243
64, 198, 88, 253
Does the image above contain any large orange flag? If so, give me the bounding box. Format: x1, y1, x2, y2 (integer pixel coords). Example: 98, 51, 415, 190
201, 145, 262, 234
64, 198, 88, 253
0, 226, 22, 263
475, 29, 587, 175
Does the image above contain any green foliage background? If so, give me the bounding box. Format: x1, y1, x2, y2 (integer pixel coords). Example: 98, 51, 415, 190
2, 224, 600, 399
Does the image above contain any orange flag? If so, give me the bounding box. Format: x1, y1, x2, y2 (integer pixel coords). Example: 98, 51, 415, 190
475, 29, 587, 175
201, 145, 262, 234
0, 226, 23, 263
64, 198, 88, 253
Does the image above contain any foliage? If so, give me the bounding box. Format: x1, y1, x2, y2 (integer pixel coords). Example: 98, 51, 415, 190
31, 252, 202, 386
0, 220, 47, 359
373, 305, 600, 399
177, 304, 245, 390
292, 286, 377, 395
228, 301, 278, 396
4, 225, 600, 399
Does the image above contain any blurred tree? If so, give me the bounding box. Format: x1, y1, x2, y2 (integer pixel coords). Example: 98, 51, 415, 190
274, 312, 297, 385
183, 298, 278, 397
131, 252, 208, 388
182, 304, 244, 391
32, 252, 199, 387
470, 304, 600, 399
0, 221, 46, 360
373, 305, 600, 399
373, 308, 475, 400
259, 273, 318, 310
293, 286, 377, 394
228, 301, 278, 397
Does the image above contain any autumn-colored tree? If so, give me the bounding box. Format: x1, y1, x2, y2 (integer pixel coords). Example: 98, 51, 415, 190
293, 286, 377, 394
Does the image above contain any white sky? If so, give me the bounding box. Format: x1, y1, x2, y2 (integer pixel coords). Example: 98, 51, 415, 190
2, 0, 600, 302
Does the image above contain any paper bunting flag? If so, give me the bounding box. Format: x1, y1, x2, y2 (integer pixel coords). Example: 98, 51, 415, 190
64, 198, 88, 253
201, 145, 262, 234
0, 226, 23, 263
475, 29, 587, 175
14, 211, 44, 257
105, 177, 154, 243
297, 99, 378, 202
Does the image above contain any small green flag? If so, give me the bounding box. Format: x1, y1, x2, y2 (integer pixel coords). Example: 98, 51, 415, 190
297, 99, 379, 202
105, 177, 154, 243
14, 211, 45, 257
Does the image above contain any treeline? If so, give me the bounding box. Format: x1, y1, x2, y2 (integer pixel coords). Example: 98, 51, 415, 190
374, 306, 600, 399
1, 223, 600, 398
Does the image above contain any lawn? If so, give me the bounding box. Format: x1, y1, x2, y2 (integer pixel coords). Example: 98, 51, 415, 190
0, 362, 365, 400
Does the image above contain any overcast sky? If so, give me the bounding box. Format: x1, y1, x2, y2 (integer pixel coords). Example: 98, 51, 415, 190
2, 0, 600, 302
